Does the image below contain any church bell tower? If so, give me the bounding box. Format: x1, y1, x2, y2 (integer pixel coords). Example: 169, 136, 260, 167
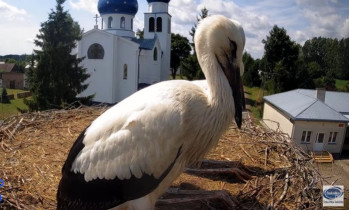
144, 0, 171, 80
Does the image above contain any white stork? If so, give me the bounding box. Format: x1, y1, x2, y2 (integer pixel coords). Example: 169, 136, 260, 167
57, 15, 245, 210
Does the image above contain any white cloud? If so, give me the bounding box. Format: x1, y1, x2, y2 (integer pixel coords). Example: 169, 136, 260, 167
0, 0, 27, 21
341, 18, 349, 38
295, 0, 348, 39
69, 0, 98, 14
0, 0, 38, 55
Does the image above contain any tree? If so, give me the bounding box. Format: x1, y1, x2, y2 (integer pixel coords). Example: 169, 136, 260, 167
1, 88, 10, 104
170, 33, 191, 79
261, 25, 299, 93
25, 0, 90, 111
242, 52, 261, 87
181, 8, 209, 80
338, 38, 349, 79
136, 29, 144, 39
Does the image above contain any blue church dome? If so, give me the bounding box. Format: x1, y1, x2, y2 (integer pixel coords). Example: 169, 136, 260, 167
98, 0, 138, 15
147, 0, 170, 3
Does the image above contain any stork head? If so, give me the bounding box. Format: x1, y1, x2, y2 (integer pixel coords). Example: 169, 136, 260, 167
195, 15, 246, 128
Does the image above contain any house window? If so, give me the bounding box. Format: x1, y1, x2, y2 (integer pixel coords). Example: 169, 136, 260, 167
120, 16, 125, 29
156, 17, 162, 32
316, 133, 324, 143
153, 47, 158, 61
88, 43, 104, 59
123, 64, 128, 80
149, 17, 155, 32
108, 16, 113, 28
301, 131, 312, 143
328, 132, 338, 144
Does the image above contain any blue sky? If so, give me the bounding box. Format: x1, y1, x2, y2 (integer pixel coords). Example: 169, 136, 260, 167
1, 0, 349, 58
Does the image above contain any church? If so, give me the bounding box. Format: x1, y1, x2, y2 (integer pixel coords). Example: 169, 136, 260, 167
77, 0, 171, 104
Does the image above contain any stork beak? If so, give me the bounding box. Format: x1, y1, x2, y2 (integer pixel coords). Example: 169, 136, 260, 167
229, 65, 245, 129
216, 50, 245, 129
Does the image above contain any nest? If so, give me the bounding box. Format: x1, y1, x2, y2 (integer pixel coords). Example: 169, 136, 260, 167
0, 106, 322, 209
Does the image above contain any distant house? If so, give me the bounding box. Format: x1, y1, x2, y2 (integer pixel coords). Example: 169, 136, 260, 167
0, 63, 25, 89
263, 89, 349, 154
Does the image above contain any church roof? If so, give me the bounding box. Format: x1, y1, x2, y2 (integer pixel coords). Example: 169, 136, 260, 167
98, 0, 138, 15
131, 38, 157, 50
147, 0, 170, 3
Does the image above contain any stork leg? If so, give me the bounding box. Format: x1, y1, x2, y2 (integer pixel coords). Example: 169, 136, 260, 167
156, 188, 238, 209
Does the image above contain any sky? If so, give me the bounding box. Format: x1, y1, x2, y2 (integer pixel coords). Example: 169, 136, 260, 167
0, 0, 349, 58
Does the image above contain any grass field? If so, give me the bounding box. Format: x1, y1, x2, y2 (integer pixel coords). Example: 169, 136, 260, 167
244, 86, 269, 119
0, 88, 29, 119
335, 79, 349, 91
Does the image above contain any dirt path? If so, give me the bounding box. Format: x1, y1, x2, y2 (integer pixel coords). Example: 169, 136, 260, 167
317, 154, 349, 208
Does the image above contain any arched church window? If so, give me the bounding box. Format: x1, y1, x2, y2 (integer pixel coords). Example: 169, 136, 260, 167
156, 17, 162, 32
149, 17, 155, 32
153, 47, 158, 61
108, 16, 113, 28
123, 64, 128, 80
88, 43, 104, 59
120, 16, 125, 29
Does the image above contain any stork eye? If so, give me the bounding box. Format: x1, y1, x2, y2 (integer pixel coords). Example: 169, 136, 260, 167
229, 39, 237, 59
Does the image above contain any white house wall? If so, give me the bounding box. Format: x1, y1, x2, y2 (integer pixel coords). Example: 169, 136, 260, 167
78, 30, 115, 104
263, 102, 294, 137
293, 121, 346, 153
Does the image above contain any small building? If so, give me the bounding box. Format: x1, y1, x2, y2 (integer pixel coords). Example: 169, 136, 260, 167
263, 89, 349, 154
0, 63, 25, 89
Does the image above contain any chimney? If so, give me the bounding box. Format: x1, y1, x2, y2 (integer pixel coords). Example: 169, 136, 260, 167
316, 88, 326, 102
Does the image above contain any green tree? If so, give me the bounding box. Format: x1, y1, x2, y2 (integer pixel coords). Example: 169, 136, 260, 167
170, 33, 191, 79
338, 38, 349, 79
25, 0, 90, 111
180, 54, 200, 80
242, 52, 261, 87
181, 8, 209, 80
1, 88, 10, 104
261, 25, 299, 93
136, 29, 144, 39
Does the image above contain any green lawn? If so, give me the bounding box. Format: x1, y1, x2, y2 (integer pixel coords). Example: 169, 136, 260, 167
0, 88, 29, 119
335, 79, 349, 91
244, 86, 269, 119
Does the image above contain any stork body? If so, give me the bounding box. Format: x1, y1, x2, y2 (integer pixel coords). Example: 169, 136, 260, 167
57, 15, 245, 210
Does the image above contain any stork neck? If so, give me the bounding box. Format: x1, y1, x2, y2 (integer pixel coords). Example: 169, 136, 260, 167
202, 53, 234, 109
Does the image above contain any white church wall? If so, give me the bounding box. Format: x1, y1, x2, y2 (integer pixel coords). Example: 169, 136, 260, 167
139, 43, 161, 85
115, 37, 139, 102
78, 30, 115, 104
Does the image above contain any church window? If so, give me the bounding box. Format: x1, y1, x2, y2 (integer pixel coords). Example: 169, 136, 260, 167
156, 17, 162, 32
149, 17, 155, 32
120, 16, 125, 29
168, 19, 171, 34
131, 18, 133, 30
88, 43, 104, 59
123, 64, 128, 80
153, 47, 158, 61
108, 16, 113, 28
